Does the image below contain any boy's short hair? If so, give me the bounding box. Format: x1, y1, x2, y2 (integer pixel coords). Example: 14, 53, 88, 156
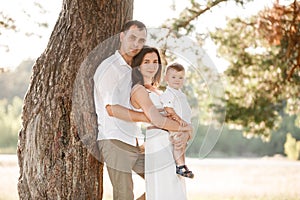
166, 63, 185, 73
121, 20, 146, 32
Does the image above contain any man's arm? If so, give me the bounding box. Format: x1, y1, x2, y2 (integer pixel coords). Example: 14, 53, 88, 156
164, 107, 188, 126
106, 104, 150, 123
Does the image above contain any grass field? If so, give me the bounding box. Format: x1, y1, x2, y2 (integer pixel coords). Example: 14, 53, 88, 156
1, 154, 299, 200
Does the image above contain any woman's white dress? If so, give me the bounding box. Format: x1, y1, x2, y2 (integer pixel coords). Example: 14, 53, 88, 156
145, 91, 187, 200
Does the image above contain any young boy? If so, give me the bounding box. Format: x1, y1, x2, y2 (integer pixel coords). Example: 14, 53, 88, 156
160, 62, 194, 178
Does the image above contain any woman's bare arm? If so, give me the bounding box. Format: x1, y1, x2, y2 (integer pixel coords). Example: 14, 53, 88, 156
131, 85, 192, 133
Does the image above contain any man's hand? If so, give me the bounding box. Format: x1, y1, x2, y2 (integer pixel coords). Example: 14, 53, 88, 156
167, 113, 188, 126
105, 105, 113, 116
105, 104, 150, 123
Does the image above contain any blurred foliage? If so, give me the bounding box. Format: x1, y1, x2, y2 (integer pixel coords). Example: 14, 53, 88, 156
0, 59, 33, 101
162, 0, 300, 154
0, 12, 16, 53
209, 1, 300, 140
0, 60, 32, 153
257, 0, 300, 80
0, 11, 16, 33
0, 96, 23, 153
160, 0, 300, 141
284, 133, 300, 160
0, 1, 53, 54
1, 0, 299, 156
163, 0, 254, 35
187, 113, 300, 158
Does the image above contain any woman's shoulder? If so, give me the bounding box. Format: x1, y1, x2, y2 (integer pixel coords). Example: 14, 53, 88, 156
131, 84, 148, 96
132, 84, 146, 91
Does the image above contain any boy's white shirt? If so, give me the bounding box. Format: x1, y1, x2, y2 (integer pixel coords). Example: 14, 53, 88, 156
160, 86, 192, 123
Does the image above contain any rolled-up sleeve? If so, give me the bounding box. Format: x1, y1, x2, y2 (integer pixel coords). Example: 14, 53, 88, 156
160, 90, 174, 108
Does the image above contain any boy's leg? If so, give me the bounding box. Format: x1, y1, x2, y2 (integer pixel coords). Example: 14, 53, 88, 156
172, 133, 186, 166
173, 145, 186, 166
172, 134, 194, 178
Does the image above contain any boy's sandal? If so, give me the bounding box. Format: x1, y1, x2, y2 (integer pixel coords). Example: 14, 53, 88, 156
176, 165, 194, 179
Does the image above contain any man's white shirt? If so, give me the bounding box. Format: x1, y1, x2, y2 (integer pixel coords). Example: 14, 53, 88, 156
93, 50, 141, 146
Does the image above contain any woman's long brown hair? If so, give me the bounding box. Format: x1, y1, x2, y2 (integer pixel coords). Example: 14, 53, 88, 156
131, 45, 162, 87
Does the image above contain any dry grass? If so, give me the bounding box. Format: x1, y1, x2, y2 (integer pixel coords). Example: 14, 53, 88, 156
1, 155, 300, 200
0, 155, 19, 200
184, 157, 300, 200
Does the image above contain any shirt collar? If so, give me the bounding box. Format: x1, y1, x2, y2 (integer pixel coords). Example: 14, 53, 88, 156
115, 50, 131, 69
167, 86, 182, 94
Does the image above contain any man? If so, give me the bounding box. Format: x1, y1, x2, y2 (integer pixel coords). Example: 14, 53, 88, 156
93, 20, 148, 200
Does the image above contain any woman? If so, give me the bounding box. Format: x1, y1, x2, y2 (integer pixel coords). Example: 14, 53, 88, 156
107, 46, 191, 199
131, 46, 189, 200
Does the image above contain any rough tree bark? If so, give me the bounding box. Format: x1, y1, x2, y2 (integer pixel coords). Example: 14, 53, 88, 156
17, 0, 133, 199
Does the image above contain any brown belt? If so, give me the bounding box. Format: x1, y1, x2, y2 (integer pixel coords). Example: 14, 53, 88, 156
146, 126, 159, 130
146, 126, 168, 132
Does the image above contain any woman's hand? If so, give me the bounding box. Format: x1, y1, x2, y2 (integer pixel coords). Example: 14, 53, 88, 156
177, 119, 188, 127
179, 123, 193, 134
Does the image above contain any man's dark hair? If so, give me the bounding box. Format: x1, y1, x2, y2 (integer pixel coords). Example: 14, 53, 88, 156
121, 20, 146, 32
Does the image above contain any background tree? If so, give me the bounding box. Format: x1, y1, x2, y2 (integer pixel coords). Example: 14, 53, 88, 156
0, 11, 16, 53
158, 0, 254, 123
257, 0, 300, 80
0, 1, 52, 57
163, 0, 253, 35
158, 0, 299, 160
210, 0, 300, 139
17, 0, 133, 199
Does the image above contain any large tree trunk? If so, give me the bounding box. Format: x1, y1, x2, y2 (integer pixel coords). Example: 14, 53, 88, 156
17, 0, 133, 199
